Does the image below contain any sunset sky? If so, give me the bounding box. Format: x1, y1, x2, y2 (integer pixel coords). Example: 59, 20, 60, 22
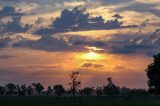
0, 0, 160, 89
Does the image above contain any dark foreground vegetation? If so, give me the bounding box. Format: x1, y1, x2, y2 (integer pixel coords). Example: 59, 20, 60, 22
1, 96, 160, 106
0, 53, 160, 106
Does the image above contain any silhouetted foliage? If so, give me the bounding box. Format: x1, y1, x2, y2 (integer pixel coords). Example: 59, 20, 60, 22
0, 71, 151, 97
120, 87, 131, 96
53, 85, 65, 96
69, 71, 81, 95
46, 86, 52, 96
103, 77, 120, 95
146, 53, 160, 95
26, 85, 33, 96
32, 83, 44, 95
17, 84, 26, 96
80, 87, 94, 96
0, 86, 5, 96
96, 87, 103, 96
5, 83, 17, 95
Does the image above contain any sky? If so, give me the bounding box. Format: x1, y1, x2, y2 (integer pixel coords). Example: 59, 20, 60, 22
0, 0, 160, 89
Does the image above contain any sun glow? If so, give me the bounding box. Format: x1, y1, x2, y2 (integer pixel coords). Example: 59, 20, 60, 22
82, 51, 103, 60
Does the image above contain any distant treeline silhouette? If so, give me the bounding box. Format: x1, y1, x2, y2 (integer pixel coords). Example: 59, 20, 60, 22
0, 53, 160, 97
0, 77, 148, 96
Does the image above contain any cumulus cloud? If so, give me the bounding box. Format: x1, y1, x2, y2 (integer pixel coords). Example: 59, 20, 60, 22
0, 6, 31, 34
35, 6, 137, 35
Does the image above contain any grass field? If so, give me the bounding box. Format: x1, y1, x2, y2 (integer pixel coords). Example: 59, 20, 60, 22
0, 96, 160, 106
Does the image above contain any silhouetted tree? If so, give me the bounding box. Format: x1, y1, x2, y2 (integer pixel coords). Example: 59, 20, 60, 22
69, 71, 81, 95
146, 53, 160, 95
129, 88, 148, 96
17, 84, 27, 96
53, 85, 65, 96
80, 87, 94, 96
96, 87, 103, 96
5, 83, 17, 95
120, 87, 131, 96
46, 86, 52, 96
0, 86, 5, 96
32, 83, 44, 95
103, 77, 120, 95
26, 85, 33, 96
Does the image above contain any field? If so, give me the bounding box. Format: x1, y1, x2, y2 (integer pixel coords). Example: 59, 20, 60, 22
0, 96, 160, 106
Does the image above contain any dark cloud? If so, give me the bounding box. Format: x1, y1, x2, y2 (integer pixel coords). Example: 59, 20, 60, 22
109, 44, 154, 54
97, 0, 134, 5
35, 6, 137, 35
0, 28, 156, 55
53, 28, 160, 55
52, 7, 123, 31
115, 2, 160, 16
112, 14, 123, 19
0, 6, 31, 34
114, 65, 126, 70
82, 63, 104, 68
107, 29, 160, 55
72, 39, 106, 48
0, 55, 16, 59
0, 37, 11, 48
0, 5, 24, 17
0, 41, 7, 48
13, 36, 81, 52
69, 29, 160, 55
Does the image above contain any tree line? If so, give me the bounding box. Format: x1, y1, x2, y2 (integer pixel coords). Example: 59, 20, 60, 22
0, 75, 148, 97
0, 53, 160, 97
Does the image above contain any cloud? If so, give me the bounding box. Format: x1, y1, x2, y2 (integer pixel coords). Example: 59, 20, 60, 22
0, 27, 155, 55
109, 44, 154, 55
0, 55, 17, 59
0, 5, 23, 17
115, 2, 160, 16
68, 29, 160, 56
82, 63, 104, 68
0, 37, 10, 48
97, 0, 134, 5
13, 36, 81, 52
35, 6, 137, 35
112, 14, 123, 19
52, 7, 123, 30
0, 41, 7, 48
0, 6, 31, 34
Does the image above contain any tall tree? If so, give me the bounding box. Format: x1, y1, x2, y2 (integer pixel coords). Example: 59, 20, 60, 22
103, 77, 120, 95
69, 71, 81, 95
146, 53, 160, 95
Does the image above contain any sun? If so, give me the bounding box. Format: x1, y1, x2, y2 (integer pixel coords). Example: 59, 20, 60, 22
82, 51, 103, 60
